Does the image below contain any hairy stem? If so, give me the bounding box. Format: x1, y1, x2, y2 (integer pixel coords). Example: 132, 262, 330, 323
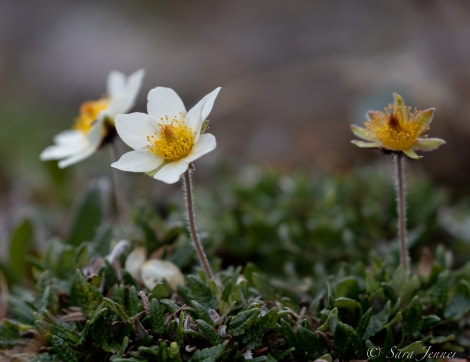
110, 139, 132, 237
182, 169, 215, 281
394, 153, 409, 271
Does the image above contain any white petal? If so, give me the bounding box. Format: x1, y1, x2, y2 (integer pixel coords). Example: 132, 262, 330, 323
53, 130, 85, 145
125, 247, 147, 282
58, 146, 96, 168
186, 133, 217, 163
105, 69, 145, 117
413, 137, 446, 151
153, 160, 189, 184
115, 112, 158, 150
147, 87, 186, 121
40, 131, 90, 160
87, 121, 105, 147
111, 150, 163, 172
141, 259, 185, 290
187, 87, 221, 136
351, 140, 380, 148
107, 70, 126, 96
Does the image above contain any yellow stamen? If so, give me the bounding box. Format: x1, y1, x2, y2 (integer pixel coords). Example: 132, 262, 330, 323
73, 98, 110, 134
365, 104, 428, 151
147, 115, 194, 161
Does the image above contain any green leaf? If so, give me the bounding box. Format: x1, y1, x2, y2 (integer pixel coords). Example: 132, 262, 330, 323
150, 298, 166, 336
195, 319, 221, 345
178, 275, 218, 309
227, 308, 260, 336
399, 341, 427, 356
188, 341, 227, 362
51, 335, 78, 362
279, 319, 298, 347
445, 280, 470, 320
430, 271, 448, 307
241, 307, 280, 349
333, 321, 362, 358
362, 300, 391, 340
333, 277, 359, 299
296, 326, 327, 358
402, 296, 423, 339
66, 186, 103, 246
9, 218, 34, 279
69, 270, 103, 316
128, 285, 142, 317
189, 300, 215, 326
334, 297, 362, 326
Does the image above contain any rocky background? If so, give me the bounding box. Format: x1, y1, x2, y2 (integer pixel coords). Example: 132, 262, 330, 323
1, 0, 470, 249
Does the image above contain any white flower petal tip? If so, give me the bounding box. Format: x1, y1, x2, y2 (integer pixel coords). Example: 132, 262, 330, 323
124, 247, 147, 282
141, 259, 185, 290
413, 138, 446, 152
350, 140, 380, 148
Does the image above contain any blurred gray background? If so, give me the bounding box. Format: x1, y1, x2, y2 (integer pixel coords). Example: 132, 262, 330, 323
1, 0, 470, 245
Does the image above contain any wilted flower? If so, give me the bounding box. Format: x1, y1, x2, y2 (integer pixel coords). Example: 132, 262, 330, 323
351, 93, 445, 159
124, 247, 185, 290
40, 69, 145, 168
111, 86, 221, 184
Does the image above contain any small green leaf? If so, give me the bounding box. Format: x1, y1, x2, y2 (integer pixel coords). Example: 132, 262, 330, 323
445, 280, 470, 320
188, 341, 227, 362
227, 308, 260, 336
279, 319, 298, 347
362, 300, 391, 340
242, 307, 280, 349
189, 300, 214, 326
51, 335, 78, 362
334, 297, 362, 326
9, 219, 34, 280
402, 296, 423, 338
430, 271, 448, 307
333, 321, 362, 358
150, 298, 166, 336
195, 319, 221, 345
66, 186, 103, 246
128, 285, 142, 317
333, 277, 359, 299
179, 275, 217, 309
399, 341, 427, 356
69, 270, 103, 316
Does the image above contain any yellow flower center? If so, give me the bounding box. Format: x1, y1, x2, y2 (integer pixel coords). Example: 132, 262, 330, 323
73, 98, 110, 134
147, 115, 194, 161
365, 104, 428, 151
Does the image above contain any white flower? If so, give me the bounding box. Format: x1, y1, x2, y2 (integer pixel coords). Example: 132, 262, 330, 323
124, 247, 185, 290
141, 259, 185, 290
111, 86, 221, 184
40, 69, 145, 168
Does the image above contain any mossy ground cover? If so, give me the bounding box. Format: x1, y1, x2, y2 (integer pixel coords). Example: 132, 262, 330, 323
1, 165, 469, 361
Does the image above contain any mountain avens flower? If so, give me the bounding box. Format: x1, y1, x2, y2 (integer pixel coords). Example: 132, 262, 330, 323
40, 69, 145, 168
351, 93, 446, 271
113, 86, 221, 282
111, 86, 221, 184
351, 93, 445, 159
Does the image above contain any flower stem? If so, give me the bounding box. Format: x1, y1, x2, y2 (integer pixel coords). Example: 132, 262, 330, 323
394, 153, 409, 271
110, 139, 132, 237
182, 169, 215, 281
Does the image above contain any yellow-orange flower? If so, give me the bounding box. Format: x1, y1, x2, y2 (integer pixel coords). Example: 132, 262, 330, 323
351, 93, 445, 159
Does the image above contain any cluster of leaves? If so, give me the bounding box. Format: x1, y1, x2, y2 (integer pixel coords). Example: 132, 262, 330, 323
198, 165, 451, 277
1, 240, 470, 360
1, 165, 470, 360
